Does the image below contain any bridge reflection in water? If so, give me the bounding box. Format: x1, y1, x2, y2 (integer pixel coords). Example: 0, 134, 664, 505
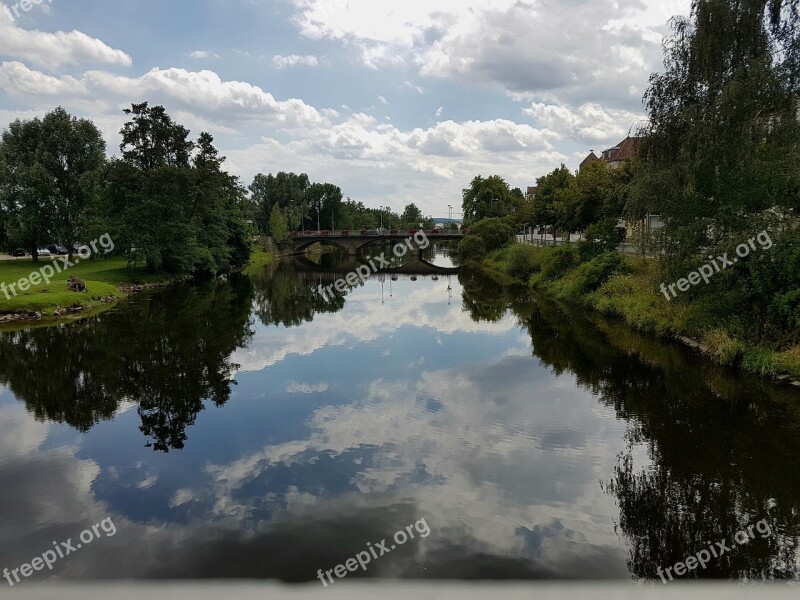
291, 253, 460, 276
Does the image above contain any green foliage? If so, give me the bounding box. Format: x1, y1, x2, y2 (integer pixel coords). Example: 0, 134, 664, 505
304, 182, 343, 231
530, 165, 574, 238
550, 252, 628, 300
702, 328, 747, 366
503, 244, 540, 280
462, 175, 516, 223
269, 205, 291, 249
100, 104, 251, 277
529, 245, 579, 288
579, 218, 625, 260
248, 172, 310, 233
0, 107, 106, 258
401, 203, 423, 227
457, 217, 515, 262
635, 0, 800, 279
457, 235, 487, 263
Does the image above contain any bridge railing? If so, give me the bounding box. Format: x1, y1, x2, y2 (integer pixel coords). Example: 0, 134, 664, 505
291, 229, 467, 238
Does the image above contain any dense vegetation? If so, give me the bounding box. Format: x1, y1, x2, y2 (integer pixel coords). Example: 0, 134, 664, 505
0, 103, 252, 278
249, 169, 436, 250
459, 0, 800, 379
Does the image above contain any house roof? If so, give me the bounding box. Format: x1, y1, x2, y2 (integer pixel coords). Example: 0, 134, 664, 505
604, 137, 642, 162
526, 186, 538, 196
579, 152, 600, 169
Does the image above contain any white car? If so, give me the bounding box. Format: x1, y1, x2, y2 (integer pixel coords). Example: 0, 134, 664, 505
36, 248, 51, 257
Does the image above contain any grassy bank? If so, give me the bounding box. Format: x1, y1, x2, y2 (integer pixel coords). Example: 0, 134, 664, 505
242, 247, 276, 275
485, 244, 800, 381
1, 246, 276, 321
0, 256, 172, 317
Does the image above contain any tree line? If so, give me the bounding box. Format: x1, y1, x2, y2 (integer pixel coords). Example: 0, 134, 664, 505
0, 103, 253, 276
459, 0, 800, 343
250, 170, 436, 248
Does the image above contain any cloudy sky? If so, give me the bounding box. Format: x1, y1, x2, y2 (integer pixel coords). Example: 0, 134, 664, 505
0, 0, 689, 217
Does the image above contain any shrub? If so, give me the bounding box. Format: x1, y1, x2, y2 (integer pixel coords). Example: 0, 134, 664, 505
578, 218, 625, 260
530, 245, 579, 288
457, 217, 515, 262
503, 244, 540, 280
550, 252, 627, 301
457, 235, 487, 263
702, 328, 746, 366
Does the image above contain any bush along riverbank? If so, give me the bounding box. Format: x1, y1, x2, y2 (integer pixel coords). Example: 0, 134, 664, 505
481, 242, 800, 384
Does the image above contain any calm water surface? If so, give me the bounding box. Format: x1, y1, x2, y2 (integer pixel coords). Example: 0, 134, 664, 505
1, 248, 799, 583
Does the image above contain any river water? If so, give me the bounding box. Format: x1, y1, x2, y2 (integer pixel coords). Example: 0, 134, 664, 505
1, 246, 799, 583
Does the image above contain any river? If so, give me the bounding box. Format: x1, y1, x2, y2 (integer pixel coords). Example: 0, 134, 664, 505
0, 245, 798, 584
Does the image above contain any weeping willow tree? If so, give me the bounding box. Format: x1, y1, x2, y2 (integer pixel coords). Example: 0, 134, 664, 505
633, 0, 800, 342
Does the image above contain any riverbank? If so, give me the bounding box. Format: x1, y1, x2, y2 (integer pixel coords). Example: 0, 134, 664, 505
0, 256, 175, 325
483, 244, 800, 384
0, 248, 276, 327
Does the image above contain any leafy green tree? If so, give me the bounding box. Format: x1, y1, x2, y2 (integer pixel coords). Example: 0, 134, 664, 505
120, 102, 193, 170
401, 203, 423, 228
248, 172, 310, 233
0, 107, 106, 260
634, 0, 800, 278
248, 173, 273, 234
269, 205, 291, 249
104, 104, 250, 276
531, 165, 574, 240
462, 175, 514, 223
304, 182, 343, 231
457, 217, 515, 262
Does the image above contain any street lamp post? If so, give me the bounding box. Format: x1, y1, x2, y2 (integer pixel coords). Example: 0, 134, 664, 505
316, 205, 320, 233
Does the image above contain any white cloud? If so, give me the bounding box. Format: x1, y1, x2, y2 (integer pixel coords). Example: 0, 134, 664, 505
378, 95, 389, 105
286, 381, 331, 394
272, 54, 319, 69
0, 11, 132, 67
524, 102, 644, 144
187, 50, 220, 59
434, 106, 444, 119
289, 0, 690, 110
0, 63, 328, 130
403, 80, 424, 94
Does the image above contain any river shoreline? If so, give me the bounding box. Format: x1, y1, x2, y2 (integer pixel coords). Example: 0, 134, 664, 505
479, 246, 800, 389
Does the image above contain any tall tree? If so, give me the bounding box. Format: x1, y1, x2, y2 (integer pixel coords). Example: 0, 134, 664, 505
634, 0, 800, 276
304, 182, 343, 231
119, 102, 193, 170
531, 165, 575, 240
462, 175, 514, 223
401, 203, 423, 228
104, 104, 250, 276
0, 107, 106, 260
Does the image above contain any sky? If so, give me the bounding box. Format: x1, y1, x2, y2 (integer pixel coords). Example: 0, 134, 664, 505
0, 0, 691, 217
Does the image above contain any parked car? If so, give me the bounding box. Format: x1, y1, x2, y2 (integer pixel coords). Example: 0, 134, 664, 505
11, 248, 26, 257
72, 243, 91, 256
36, 248, 51, 257
46, 244, 69, 255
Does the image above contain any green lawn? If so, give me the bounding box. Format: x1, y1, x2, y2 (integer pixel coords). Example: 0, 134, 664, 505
0, 256, 168, 315
1, 247, 274, 319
